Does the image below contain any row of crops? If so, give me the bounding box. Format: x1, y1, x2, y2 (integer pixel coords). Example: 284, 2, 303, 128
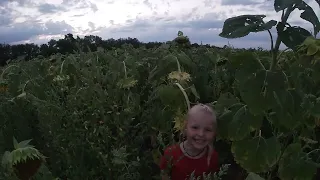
1, 0, 320, 179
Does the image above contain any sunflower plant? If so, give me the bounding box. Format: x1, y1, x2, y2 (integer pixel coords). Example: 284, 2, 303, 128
1, 137, 46, 180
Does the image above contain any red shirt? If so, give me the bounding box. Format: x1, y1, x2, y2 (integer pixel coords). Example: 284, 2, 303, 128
159, 144, 219, 180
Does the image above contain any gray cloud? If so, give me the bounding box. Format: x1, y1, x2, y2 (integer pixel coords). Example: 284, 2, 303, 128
90, 13, 272, 49
0, 8, 13, 26
255, 0, 276, 11
221, 0, 262, 6
0, 0, 32, 6
1, 0, 315, 50
89, 2, 98, 12
62, 0, 83, 6
252, 0, 314, 12
62, 0, 89, 10
0, 0, 6, 6
62, 0, 98, 12
203, 0, 216, 8
44, 21, 74, 34
90, 11, 312, 50
104, 0, 115, 4
143, 0, 153, 9
0, 21, 44, 43
0, 20, 74, 44
122, 12, 225, 31
38, 3, 66, 14
88, 21, 95, 30
72, 14, 87, 17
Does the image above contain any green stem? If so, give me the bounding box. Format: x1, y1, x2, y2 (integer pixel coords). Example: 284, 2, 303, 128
122, 61, 127, 78
176, 57, 181, 72
270, 6, 294, 70
267, 29, 274, 55
175, 83, 190, 110
0, 65, 20, 79
60, 59, 66, 74
22, 80, 30, 92
278, 48, 290, 59
254, 52, 266, 70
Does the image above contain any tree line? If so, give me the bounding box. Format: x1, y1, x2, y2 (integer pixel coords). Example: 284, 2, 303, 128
0, 33, 267, 66
0, 33, 217, 66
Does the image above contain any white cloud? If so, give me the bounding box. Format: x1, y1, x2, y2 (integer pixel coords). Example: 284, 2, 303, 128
0, 0, 318, 49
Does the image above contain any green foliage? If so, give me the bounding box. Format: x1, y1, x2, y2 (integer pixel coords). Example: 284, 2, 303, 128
216, 0, 320, 179
298, 36, 320, 65
173, 30, 192, 48
245, 172, 265, 180
231, 136, 281, 173
1, 137, 46, 180
1, 137, 45, 168
278, 143, 318, 180
220, 0, 320, 69
280, 26, 312, 50
1, 39, 234, 179
1, 29, 320, 179
187, 164, 230, 180
1, 1, 320, 180
273, 0, 301, 12
219, 15, 277, 38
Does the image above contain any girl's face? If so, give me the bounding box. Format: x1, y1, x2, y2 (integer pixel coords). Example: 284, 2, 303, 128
185, 112, 216, 150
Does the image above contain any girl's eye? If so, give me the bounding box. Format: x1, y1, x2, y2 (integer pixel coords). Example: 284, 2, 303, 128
192, 126, 198, 129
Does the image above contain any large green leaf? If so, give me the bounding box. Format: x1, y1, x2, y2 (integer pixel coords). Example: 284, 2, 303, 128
217, 103, 243, 140
230, 52, 265, 83
215, 93, 242, 140
296, 1, 320, 35
280, 26, 312, 50
278, 143, 318, 180
219, 15, 277, 39
270, 89, 303, 130
301, 94, 320, 118
274, 0, 301, 12
214, 92, 240, 113
228, 105, 263, 141
156, 84, 185, 109
237, 70, 288, 115
306, 43, 318, 56
231, 136, 281, 173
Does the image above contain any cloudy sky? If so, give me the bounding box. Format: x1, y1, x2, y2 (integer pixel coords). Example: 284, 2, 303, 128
0, 0, 318, 49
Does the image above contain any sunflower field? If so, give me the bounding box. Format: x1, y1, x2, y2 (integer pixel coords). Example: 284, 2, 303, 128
1, 0, 320, 179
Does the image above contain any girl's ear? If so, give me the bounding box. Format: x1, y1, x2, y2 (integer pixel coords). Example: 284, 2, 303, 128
184, 121, 187, 128
183, 117, 187, 129
182, 122, 187, 139
179, 127, 187, 142
182, 125, 187, 136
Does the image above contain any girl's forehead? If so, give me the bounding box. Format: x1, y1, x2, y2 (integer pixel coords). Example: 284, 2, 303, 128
186, 104, 217, 125
188, 104, 215, 117
188, 114, 215, 125
188, 111, 215, 120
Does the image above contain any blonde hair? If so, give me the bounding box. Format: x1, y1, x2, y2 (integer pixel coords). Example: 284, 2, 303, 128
180, 103, 217, 142
186, 103, 217, 130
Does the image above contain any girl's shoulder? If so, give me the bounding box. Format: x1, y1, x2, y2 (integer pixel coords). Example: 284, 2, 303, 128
162, 143, 181, 156
208, 147, 219, 161
159, 143, 183, 170
210, 147, 219, 156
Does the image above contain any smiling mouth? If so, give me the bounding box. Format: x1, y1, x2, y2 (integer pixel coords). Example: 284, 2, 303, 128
194, 139, 206, 144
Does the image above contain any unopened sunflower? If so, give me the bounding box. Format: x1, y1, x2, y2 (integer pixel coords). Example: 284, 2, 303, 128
168, 71, 191, 82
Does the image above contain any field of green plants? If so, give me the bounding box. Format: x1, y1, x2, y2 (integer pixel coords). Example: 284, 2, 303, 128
1, 0, 320, 179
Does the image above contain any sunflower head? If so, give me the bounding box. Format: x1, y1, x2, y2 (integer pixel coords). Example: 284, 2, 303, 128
168, 71, 191, 83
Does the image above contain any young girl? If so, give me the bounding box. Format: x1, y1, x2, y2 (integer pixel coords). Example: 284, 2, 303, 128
159, 103, 219, 180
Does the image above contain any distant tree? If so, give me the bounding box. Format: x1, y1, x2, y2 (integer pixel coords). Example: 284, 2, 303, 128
0, 33, 231, 66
